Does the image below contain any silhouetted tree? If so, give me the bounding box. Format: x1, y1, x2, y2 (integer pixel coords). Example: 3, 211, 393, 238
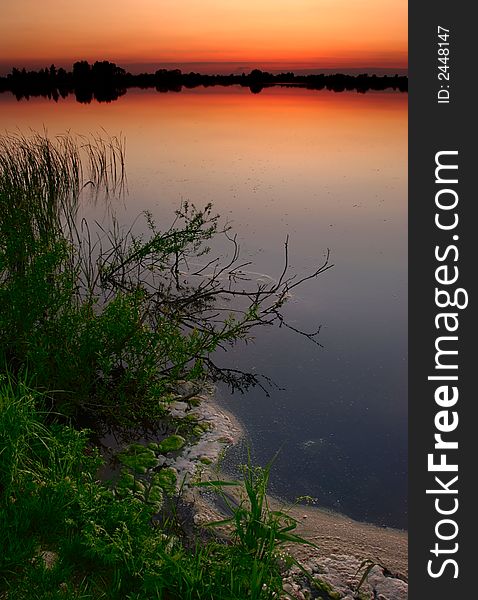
0, 61, 408, 102
72, 61, 90, 80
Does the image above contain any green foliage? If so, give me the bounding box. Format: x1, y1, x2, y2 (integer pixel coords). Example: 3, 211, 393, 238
117, 444, 160, 473
153, 468, 177, 496
196, 455, 319, 562
0, 206, 222, 424
0, 133, 332, 426
1, 133, 300, 426
0, 378, 288, 599
0, 139, 161, 422
0, 133, 323, 598
114, 448, 178, 512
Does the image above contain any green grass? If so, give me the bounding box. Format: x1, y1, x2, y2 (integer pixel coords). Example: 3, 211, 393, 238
0, 133, 210, 425
196, 455, 318, 562
0, 377, 286, 599
0, 133, 286, 427
0, 132, 320, 598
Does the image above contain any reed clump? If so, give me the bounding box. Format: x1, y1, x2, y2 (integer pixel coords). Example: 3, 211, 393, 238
0, 132, 330, 426
0, 132, 325, 599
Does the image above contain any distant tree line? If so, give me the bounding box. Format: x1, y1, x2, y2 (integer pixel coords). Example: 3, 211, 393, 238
0, 61, 408, 103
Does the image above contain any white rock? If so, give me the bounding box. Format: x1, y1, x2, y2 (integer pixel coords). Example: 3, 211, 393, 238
282, 582, 294, 594
367, 566, 408, 600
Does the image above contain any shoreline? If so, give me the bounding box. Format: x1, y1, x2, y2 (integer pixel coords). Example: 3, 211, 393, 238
278, 500, 408, 579
183, 389, 408, 580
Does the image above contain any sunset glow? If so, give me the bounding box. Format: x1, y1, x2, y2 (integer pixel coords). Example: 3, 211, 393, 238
1, 0, 407, 72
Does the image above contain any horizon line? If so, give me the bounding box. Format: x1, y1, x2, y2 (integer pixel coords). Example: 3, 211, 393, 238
0, 59, 408, 78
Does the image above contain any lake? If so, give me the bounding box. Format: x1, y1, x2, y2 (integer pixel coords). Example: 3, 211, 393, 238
0, 85, 407, 528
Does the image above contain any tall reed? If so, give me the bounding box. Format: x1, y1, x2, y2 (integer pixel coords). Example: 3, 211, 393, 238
0, 132, 125, 274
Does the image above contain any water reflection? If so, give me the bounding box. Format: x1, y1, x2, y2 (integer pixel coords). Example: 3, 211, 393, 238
0, 64, 407, 102
0, 86, 407, 528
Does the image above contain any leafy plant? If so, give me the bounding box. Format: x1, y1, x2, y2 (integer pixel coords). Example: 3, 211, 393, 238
196, 455, 319, 561
0, 133, 331, 427
0, 377, 286, 599
0, 132, 328, 599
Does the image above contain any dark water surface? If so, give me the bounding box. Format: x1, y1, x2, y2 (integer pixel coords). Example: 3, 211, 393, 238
1, 86, 407, 528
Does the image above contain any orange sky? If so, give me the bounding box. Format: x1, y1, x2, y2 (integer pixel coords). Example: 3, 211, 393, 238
1, 0, 407, 71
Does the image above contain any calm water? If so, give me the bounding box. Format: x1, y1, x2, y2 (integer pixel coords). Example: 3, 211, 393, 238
0, 86, 408, 528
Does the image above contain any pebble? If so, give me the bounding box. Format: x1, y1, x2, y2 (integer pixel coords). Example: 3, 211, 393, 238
280, 554, 408, 600
173, 385, 408, 600
282, 582, 294, 594
367, 565, 408, 600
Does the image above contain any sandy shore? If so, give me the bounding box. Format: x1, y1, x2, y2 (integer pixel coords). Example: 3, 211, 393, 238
181, 388, 408, 581
193, 484, 407, 580
278, 500, 408, 579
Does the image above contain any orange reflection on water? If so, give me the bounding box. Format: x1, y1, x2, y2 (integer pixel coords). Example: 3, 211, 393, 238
0, 86, 407, 229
